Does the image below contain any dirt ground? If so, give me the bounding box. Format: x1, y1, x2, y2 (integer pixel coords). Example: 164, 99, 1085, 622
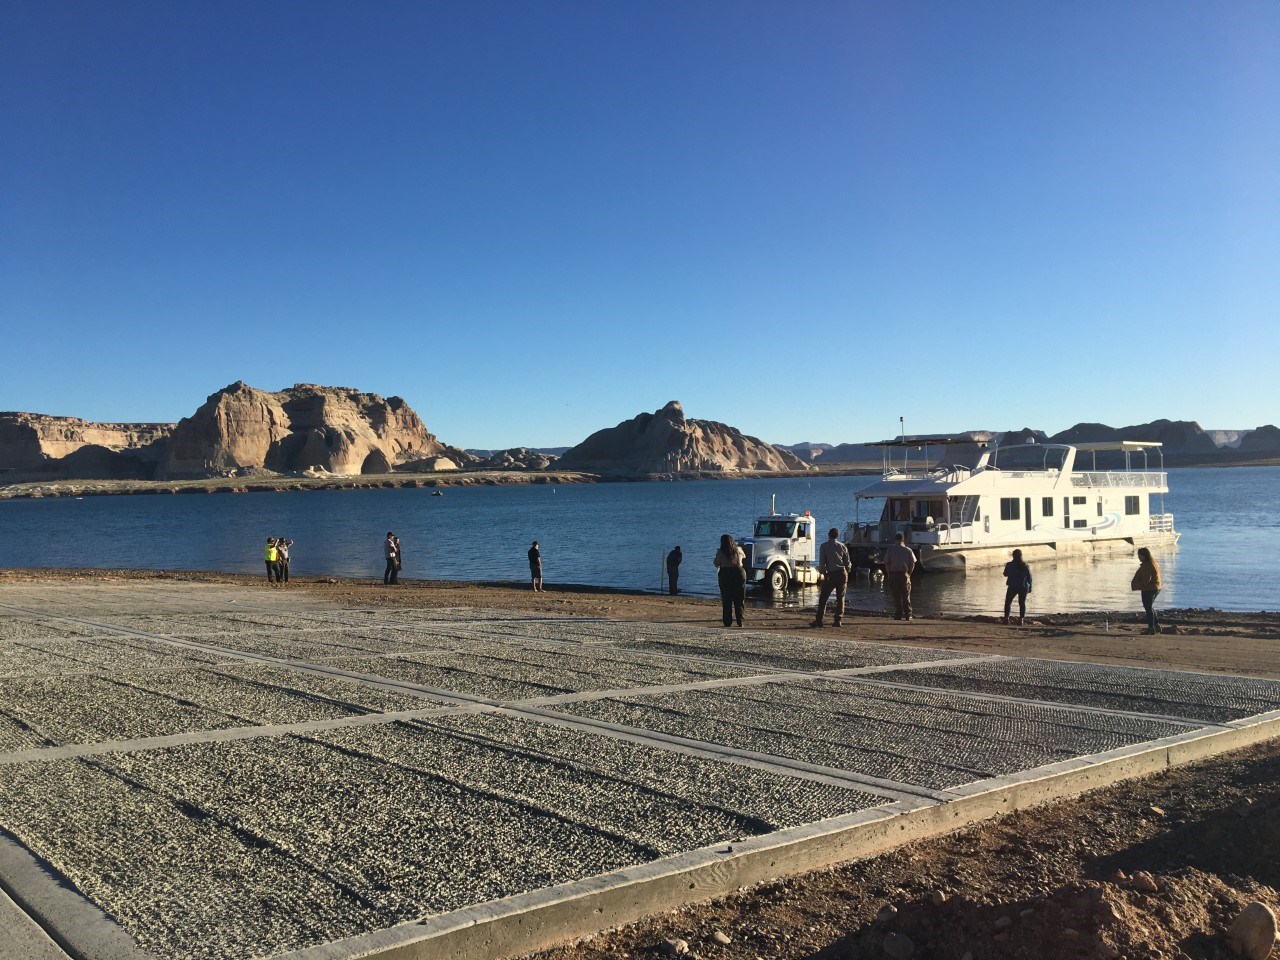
4, 567, 1279, 960
6, 567, 1277, 680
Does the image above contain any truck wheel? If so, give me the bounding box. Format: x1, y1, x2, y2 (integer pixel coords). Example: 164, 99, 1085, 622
767, 565, 790, 591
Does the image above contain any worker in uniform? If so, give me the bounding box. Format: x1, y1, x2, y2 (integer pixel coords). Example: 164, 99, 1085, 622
812, 528, 852, 627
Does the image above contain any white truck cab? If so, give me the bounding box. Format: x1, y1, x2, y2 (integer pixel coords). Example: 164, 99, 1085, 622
741, 501, 820, 591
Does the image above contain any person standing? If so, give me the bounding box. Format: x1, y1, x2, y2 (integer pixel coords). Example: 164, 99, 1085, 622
883, 533, 916, 620
277, 537, 294, 585
393, 535, 403, 582
812, 528, 852, 627
528, 541, 543, 592
264, 538, 280, 586
713, 534, 746, 627
1131, 547, 1162, 634
383, 532, 398, 585
1002, 548, 1032, 625
666, 546, 682, 596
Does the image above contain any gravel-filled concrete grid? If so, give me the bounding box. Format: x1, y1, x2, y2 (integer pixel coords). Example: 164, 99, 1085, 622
155, 627, 460, 662
551, 678, 1191, 790
601, 629, 974, 673
870, 658, 1280, 723
0, 716, 880, 960
0, 618, 127, 642
2, 588, 1278, 960
0, 635, 230, 678
322, 643, 763, 703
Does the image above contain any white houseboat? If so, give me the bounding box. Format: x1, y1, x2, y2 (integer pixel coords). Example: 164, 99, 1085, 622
843, 433, 1179, 571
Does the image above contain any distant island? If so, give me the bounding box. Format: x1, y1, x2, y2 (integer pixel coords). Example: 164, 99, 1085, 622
1, 382, 1275, 498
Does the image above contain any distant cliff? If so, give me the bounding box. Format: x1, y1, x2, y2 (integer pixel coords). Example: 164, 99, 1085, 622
557, 401, 808, 476
792, 420, 1280, 467
0, 413, 173, 479
1, 383, 474, 481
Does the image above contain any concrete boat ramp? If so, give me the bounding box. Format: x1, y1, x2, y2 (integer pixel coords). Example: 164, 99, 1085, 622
1, 583, 1278, 960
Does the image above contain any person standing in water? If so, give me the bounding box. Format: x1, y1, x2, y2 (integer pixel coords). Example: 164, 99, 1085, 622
1131, 547, 1162, 634
713, 534, 746, 627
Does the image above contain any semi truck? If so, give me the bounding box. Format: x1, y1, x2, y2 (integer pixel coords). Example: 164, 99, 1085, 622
740, 496, 821, 591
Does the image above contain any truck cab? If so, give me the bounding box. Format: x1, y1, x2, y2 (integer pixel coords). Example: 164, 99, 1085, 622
741, 509, 820, 591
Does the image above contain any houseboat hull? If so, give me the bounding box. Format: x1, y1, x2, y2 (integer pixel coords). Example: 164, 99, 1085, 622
914, 530, 1181, 572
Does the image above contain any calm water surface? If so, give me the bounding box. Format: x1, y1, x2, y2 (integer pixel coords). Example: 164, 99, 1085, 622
0, 467, 1275, 614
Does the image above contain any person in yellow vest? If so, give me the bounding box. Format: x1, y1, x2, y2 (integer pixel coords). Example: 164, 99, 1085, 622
264, 538, 280, 586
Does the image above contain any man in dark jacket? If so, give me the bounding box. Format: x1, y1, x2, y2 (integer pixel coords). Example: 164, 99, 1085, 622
666, 546, 682, 595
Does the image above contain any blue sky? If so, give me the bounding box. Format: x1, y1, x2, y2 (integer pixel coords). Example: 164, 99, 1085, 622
3, 1, 1277, 448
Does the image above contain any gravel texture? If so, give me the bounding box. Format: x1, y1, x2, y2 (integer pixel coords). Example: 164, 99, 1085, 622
604, 630, 975, 673
1, 581, 1275, 960
0, 635, 228, 678
871, 658, 1280, 723
552, 678, 1190, 790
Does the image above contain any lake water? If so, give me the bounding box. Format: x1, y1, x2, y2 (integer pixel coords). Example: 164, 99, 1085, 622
0, 467, 1276, 614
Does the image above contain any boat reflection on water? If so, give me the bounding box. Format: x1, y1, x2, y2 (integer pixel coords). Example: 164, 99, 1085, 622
748, 545, 1178, 618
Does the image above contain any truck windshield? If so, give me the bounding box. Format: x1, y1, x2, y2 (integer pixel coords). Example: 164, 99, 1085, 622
755, 520, 796, 537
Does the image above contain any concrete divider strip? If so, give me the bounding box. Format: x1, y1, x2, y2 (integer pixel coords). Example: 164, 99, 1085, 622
0, 828, 157, 960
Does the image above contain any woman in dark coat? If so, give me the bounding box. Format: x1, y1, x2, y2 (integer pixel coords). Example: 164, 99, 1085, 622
713, 534, 746, 627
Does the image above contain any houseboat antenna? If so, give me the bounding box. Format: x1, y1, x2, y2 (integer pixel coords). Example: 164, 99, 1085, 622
900, 416, 907, 471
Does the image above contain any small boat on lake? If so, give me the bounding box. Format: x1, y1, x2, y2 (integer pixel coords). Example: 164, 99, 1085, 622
843, 433, 1179, 571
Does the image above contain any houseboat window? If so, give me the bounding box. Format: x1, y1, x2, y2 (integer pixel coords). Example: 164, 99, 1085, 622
1125, 496, 1140, 515
1042, 497, 1053, 517
1097, 500, 1103, 516
1074, 519, 1088, 528
1072, 496, 1087, 505
1000, 497, 1020, 521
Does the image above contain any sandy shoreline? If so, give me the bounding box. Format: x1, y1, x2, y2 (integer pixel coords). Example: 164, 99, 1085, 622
4, 566, 1277, 681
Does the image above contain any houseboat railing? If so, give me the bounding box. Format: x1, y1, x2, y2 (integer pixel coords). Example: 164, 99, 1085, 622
935, 521, 975, 545
1149, 513, 1176, 533
1069, 471, 1166, 489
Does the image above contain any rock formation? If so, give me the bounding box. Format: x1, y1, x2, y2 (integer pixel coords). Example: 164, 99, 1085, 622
473, 448, 560, 471
1237, 424, 1280, 453
1049, 419, 1219, 454
557, 401, 807, 476
0, 383, 471, 481
160, 382, 468, 478
0, 413, 172, 478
